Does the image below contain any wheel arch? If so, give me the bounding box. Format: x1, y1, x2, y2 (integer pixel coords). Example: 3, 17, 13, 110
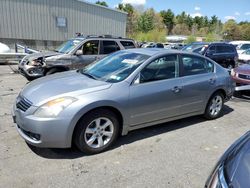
45, 66, 69, 74
70, 105, 124, 146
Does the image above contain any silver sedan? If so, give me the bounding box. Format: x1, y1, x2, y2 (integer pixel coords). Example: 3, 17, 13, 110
12, 49, 235, 154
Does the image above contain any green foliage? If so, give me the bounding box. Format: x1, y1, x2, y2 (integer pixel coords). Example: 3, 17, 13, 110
205, 33, 217, 42
185, 35, 196, 43
132, 29, 167, 42
223, 19, 241, 40
160, 9, 175, 34
95, 1, 108, 7
117, 3, 250, 42
137, 11, 154, 33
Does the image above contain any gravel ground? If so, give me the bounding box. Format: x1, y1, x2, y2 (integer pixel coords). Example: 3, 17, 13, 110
0, 64, 249, 188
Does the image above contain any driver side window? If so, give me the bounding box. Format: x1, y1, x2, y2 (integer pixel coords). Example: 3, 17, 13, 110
140, 55, 179, 83
81, 40, 99, 55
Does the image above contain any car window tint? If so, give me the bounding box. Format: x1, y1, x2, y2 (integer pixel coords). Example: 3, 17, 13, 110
216, 45, 234, 53
245, 49, 250, 55
120, 41, 135, 49
241, 44, 250, 50
82, 40, 99, 55
140, 55, 178, 83
182, 55, 213, 76
208, 46, 216, 51
102, 41, 120, 54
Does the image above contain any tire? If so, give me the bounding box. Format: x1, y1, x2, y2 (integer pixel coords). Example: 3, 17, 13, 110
46, 68, 62, 75
73, 109, 119, 154
204, 92, 224, 120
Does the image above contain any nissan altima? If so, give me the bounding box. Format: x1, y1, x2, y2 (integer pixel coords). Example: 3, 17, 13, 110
12, 49, 234, 154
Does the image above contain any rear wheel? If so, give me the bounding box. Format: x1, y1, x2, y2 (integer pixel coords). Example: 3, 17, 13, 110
73, 109, 119, 154
204, 92, 224, 119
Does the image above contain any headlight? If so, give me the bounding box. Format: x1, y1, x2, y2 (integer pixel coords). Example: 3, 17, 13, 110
34, 97, 77, 118
231, 69, 236, 77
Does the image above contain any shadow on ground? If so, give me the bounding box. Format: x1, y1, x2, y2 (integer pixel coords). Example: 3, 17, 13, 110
28, 105, 234, 159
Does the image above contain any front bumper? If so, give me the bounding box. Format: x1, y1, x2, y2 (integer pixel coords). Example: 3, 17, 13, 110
12, 104, 72, 148
18, 63, 44, 79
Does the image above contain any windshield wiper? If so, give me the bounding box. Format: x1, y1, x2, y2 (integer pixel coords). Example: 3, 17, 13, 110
80, 71, 98, 80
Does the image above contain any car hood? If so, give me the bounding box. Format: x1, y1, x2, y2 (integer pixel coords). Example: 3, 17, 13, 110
235, 64, 250, 74
23, 51, 62, 62
20, 70, 112, 106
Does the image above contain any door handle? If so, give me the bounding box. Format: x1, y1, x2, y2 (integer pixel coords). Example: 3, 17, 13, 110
172, 86, 182, 93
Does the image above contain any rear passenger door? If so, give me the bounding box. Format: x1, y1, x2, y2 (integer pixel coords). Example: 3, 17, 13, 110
179, 54, 216, 114
99, 40, 120, 59
120, 41, 136, 49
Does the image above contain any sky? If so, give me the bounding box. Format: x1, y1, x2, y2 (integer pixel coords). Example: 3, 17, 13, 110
86, 0, 250, 22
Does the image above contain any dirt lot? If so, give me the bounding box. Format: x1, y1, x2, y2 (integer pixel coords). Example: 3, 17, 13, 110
0, 64, 250, 188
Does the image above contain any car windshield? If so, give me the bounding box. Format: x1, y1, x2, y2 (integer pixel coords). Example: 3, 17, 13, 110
55, 38, 83, 53
80, 51, 150, 83
237, 44, 250, 50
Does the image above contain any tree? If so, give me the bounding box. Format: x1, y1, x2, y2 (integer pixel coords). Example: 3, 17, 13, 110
223, 19, 241, 40
137, 10, 154, 32
117, 3, 137, 36
160, 9, 175, 34
172, 23, 191, 35
95, 1, 108, 7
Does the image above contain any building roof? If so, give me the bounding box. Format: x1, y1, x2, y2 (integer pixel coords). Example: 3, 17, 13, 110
77, 0, 127, 15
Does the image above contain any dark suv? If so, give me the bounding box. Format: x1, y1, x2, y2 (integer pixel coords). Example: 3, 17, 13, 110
19, 35, 137, 80
200, 43, 238, 69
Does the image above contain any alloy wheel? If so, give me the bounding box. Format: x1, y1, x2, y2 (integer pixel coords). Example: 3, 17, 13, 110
84, 117, 114, 149
209, 95, 223, 116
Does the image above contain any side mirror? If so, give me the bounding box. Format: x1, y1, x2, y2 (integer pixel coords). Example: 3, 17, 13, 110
133, 74, 141, 85
75, 50, 82, 56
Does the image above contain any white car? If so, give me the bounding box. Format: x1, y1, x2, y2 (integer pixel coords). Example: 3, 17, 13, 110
0, 42, 10, 53
238, 49, 250, 63
230, 41, 250, 54
237, 43, 250, 54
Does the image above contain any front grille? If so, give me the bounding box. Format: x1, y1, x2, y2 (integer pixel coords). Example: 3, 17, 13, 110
16, 96, 32, 112
238, 74, 250, 80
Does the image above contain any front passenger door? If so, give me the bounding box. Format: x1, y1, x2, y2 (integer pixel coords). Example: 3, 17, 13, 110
72, 40, 100, 69
129, 54, 184, 126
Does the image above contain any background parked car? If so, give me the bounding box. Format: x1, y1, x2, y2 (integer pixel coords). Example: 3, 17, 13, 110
200, 42, 238, 69
18, 35, 137, 81
12, 49, 234, 154
230, 40, 250, 54
142, 42, 164, 48
205, 131, 250, 188
238, 48, 250, 65
231, 63, 250, 86
181, 42, 209, 53
0, 42, 10, 53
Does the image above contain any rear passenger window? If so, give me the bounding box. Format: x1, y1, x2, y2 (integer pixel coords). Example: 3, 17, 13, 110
182, 55, 213, 76
140, 55, 178, 83
102, 41, 120, 54
120, 41, 135, 49
216, 45, 234, 53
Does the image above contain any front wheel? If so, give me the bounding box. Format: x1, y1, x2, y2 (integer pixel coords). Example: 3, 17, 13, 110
74, 109, 119, 154
204, 92, 224, 120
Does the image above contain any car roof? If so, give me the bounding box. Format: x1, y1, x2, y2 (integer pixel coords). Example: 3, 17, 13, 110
124, 48, 205, 57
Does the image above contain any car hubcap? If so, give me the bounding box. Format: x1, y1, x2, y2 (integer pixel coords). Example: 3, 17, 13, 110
84, 117, 114, 149
209, 95, 223, 116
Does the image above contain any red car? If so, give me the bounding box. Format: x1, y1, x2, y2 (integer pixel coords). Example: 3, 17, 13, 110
231, 64, 250, 86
